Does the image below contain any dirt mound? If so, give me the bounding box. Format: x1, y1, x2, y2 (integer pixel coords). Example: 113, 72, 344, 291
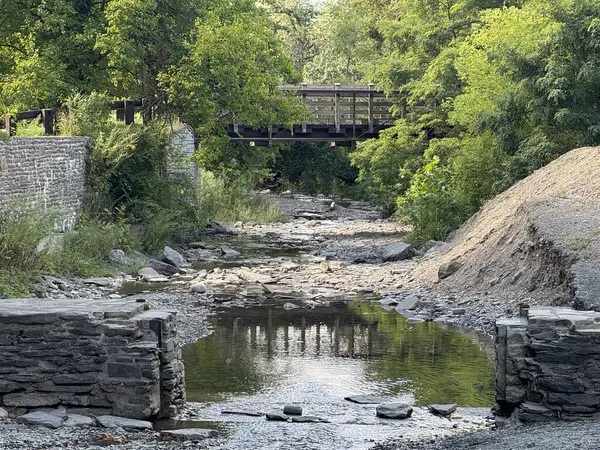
414, 147, 600, 312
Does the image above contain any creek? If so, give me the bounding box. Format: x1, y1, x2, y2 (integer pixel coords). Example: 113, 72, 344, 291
162, 300, 494, 449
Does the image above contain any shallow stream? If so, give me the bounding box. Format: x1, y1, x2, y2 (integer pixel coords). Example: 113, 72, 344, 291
166, 301, 495, 449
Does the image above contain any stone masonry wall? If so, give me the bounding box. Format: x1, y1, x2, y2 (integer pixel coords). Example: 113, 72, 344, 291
0, 298, 185, 419
170, 124, 200, 187
0, 137, 89, 229
496, 307, 600, 421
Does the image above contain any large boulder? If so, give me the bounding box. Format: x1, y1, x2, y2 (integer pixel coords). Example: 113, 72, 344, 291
148, 259, 181, 276
376, 403, 413, 419
163, 246, 186, 267
382, 243, 415, 262
108, 249, 133, 266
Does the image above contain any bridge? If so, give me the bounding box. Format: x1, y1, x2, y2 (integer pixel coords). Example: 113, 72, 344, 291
1, 85, 397, 146
227, 84, 397, 146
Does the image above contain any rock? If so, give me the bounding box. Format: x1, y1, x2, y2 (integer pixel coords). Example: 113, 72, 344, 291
221, 246, 241, 258
239, 269, 274, 284
3, 393, 60, 407
148, 259, 181, 276
344, 395, 386, 404
283, 302, 300, 310
452, 308, 466, 316
283, 405, 303, 416
138, 267, 168, 282
406, 317, 425, 324
420, 240, 446, 253
160, 429, 218, 441
438, 261, 461, 280
376, 403, 413, 419
36, 234, 65, 253
82, 277, 114, 287
97, 415, 152, 430
291, 416, 329, 423
381, 298, 399, 306
320, 261, 332, 273
163, 246, 186, 267
382, 243, 415, 262
266, 412, 289, 421
108, 249, 133, 266
18, 412, 64, 429
221, 410, 263, 417
64, 414, 96, 427
428, 404, 457, 416
398, 294, 419, 310
281, 261, 300, 272
189, 242, 206, 249
191, 283, 207, 293
0, 380, 21, 393
0, 408, 8, 419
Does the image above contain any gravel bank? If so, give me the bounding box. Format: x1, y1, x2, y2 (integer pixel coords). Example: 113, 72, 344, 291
372, 421, 600, 450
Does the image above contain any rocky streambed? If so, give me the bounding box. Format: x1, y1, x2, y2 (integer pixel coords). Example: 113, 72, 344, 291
0, 193, 500, 449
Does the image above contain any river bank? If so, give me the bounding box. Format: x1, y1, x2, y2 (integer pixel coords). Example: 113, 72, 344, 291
0, 191, 589, 449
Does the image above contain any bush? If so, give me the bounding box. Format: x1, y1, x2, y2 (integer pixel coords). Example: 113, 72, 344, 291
198, 172, 285, 224
49, 218, 133, 277
0, 200, 56, 272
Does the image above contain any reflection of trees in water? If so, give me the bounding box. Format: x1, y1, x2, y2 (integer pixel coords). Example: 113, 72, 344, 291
351, 303, 495, 406
183, 302, 494, 406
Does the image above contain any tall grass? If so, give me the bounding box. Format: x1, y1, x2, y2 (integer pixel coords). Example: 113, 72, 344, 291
198, 172, 285, 224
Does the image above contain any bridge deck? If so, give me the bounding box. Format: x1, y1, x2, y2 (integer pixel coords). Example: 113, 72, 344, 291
228, 84, 397, 145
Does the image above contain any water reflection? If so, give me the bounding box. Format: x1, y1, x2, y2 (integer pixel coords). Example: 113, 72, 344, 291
183, 301, 494, 406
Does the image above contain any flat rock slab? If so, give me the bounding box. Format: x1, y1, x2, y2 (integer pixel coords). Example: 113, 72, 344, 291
160, 429, 217, 441
221, 410, 263, 417
266, 412, 289, 421
428, 404, 457, 416
283, 405, 303, 416
82, 277, 114, 287
291, 416, 330, 423
97, 415, 152, 430
344, 395, 386, 404
376, 403, 413, 419
18, 412, 64, 429
64, 414, 96, 427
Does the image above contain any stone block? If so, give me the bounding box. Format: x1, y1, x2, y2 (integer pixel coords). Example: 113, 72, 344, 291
3, 393, 61, 407
107, 363, 141, 379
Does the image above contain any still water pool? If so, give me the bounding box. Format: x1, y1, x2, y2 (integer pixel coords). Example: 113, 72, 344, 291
178, 301, 494, 449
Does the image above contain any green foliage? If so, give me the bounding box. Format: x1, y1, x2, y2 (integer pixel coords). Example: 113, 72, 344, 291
198, 172, 285, 224
0, 200, 56, 273
49, 218, 134, 277
271, 142, 362, 197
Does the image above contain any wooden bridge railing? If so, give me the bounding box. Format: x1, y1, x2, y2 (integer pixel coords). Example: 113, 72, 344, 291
0, 99, 154, 137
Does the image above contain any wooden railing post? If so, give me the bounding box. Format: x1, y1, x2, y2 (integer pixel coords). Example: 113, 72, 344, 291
334, 83, 341, 133
3, 116, 11, 137
41, 109, 55, 135
301, 83, 307, 134
368, 83, 375, 133
124, 100, 135, 125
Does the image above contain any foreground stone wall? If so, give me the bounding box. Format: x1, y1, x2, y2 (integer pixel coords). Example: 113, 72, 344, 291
496, 307, 600, 421
0, 298, 185, 419
0, 137, 89, 229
